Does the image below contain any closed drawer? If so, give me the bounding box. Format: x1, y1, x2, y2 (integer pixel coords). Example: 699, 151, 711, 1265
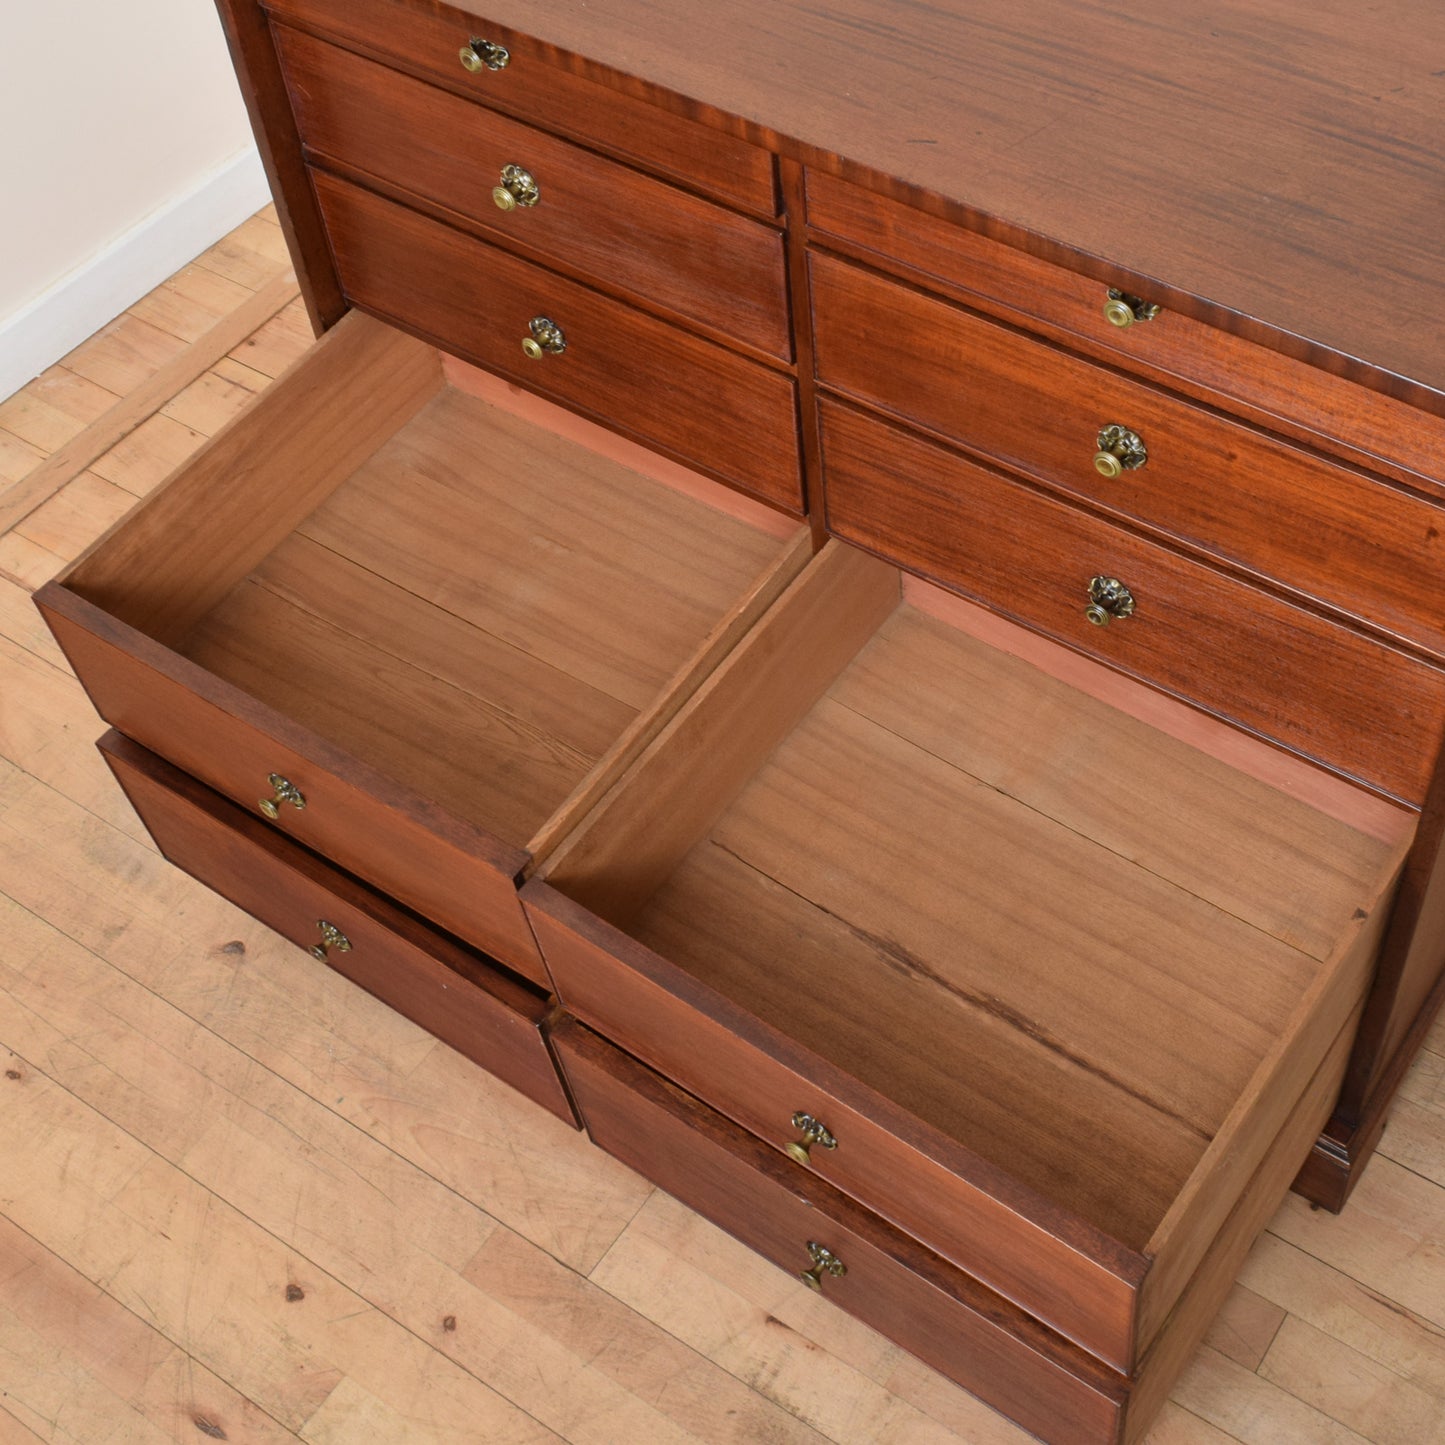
275, 28, 790, 358
37, 311, 809, 987
263, 0, 777, 214
811, 251, 1445, 659
524, 540, 1411, 1370
819, 397, 1445, 805
552, 1018, 1126, 1445
100, 730, 574, 1124
313, 170, 802, 512
806, 170, 1445, 493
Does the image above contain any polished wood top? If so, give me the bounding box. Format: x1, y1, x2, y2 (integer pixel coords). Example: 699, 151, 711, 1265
457, 0, 1445, 415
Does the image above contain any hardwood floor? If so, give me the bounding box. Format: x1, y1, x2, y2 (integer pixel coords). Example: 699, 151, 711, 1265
2, 208, 1444, 1445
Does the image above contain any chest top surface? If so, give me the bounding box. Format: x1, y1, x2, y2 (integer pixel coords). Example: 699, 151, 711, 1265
419, 0, 1445, 413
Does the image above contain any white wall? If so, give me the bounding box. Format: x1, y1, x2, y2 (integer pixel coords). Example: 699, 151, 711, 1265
0, 0, 273, 398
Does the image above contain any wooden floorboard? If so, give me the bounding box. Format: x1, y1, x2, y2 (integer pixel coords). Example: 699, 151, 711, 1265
1, 205, 1443, 1444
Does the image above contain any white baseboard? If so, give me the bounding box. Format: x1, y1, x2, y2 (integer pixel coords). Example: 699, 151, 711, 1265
0, 146, 273, 402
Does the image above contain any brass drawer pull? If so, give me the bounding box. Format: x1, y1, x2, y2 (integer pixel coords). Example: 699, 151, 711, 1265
799, 1241, 847, 1291
459, 37, 510, 73
259, 773, 306, 820
1103, 289, 1161, 329
1094, 424, 1148, 479
310, 921, 352, 962
1085, 575, 1136, 627
786, 1111, 838, 1165
522, 316, 567, 360
493, 164, 540, 212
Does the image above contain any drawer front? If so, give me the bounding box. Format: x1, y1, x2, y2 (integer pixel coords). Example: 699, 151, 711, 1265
276, 28, 790, 358
313, 171, 803, 512
263, 0, 777, 214
553, 1018, 1126, 1445
38, 585, 549, 987
99, 730, 575, 1124
525, 881, 1145, 1371
806, 170, 1445, 493
819, 398, 1445, 805
811, 252, 1445, 658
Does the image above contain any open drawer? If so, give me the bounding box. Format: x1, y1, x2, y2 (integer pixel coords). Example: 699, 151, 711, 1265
36, 312, 810, 986
523, 542, 1413, 1371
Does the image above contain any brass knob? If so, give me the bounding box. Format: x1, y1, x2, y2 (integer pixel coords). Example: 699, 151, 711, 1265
522, 316, 566, 360
259, 772, 305, 820
1103, 289, 1161, 329
492, 164, 539, 212
1085, 575, 1136, 627
799, 1241, 847, 1292
785, 1111, 838, 1166
1093, 424, 1147, 478
309, 921, 352, 962
459, 38, 510, 73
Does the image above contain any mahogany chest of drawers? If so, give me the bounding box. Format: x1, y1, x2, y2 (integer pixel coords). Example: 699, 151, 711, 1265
37, 3, 1445, 1440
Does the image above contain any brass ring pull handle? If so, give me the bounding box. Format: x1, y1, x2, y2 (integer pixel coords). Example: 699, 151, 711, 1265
310, 921, 352, 962
459, 37, 510, 72
1085, 575, 1136, 627
785, 1111, 838, 1166
259, 773, 306, 820
799, 1241, 847, 1292
1093, 424, 1148, 479
1102, 289, 1161, 329
492, 164, 540, 212
522, 316, 566, 360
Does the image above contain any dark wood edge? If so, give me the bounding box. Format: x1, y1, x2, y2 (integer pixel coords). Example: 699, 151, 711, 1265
35, 582, 533, 884
97, 728, 548, 1020
1294, 958, 1445, 1213
523, 878, 1149, 1285
1337, 719, 1445, 1118
778, 158, 828, 550
266, 0, 1442, 417
215, 0, 347, 333
550, 1014, 1131, 1405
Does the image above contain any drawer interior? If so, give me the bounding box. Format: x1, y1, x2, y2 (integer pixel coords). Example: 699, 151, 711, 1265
539, 541, 1412, 1264
59, 312, 806, 863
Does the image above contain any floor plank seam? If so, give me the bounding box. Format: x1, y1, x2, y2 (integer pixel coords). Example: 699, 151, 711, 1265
0, 1040, 562, 1445
0, 1204, 306, 1442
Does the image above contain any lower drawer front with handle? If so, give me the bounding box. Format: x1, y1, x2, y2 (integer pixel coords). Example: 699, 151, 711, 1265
552, 1017, 1126, 1445
820, 397, 1445, 806
99, 730, 575, 1125
311, 170, 803, 511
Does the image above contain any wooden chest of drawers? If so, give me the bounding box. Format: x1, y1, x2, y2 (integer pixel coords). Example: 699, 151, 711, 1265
36, 2, 1445, 1440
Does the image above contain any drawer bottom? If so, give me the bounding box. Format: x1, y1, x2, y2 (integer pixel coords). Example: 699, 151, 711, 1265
98, 731, 575, 1125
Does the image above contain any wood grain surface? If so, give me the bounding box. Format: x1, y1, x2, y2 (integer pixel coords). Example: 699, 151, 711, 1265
262, 0, 780, 213
806, 170, 1445, 497
275, 28, 791, 356
312, 171, 804, 510
811, 253, 1445, 660
260, 0, 1445, 414
4, 202, 1445, 1445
